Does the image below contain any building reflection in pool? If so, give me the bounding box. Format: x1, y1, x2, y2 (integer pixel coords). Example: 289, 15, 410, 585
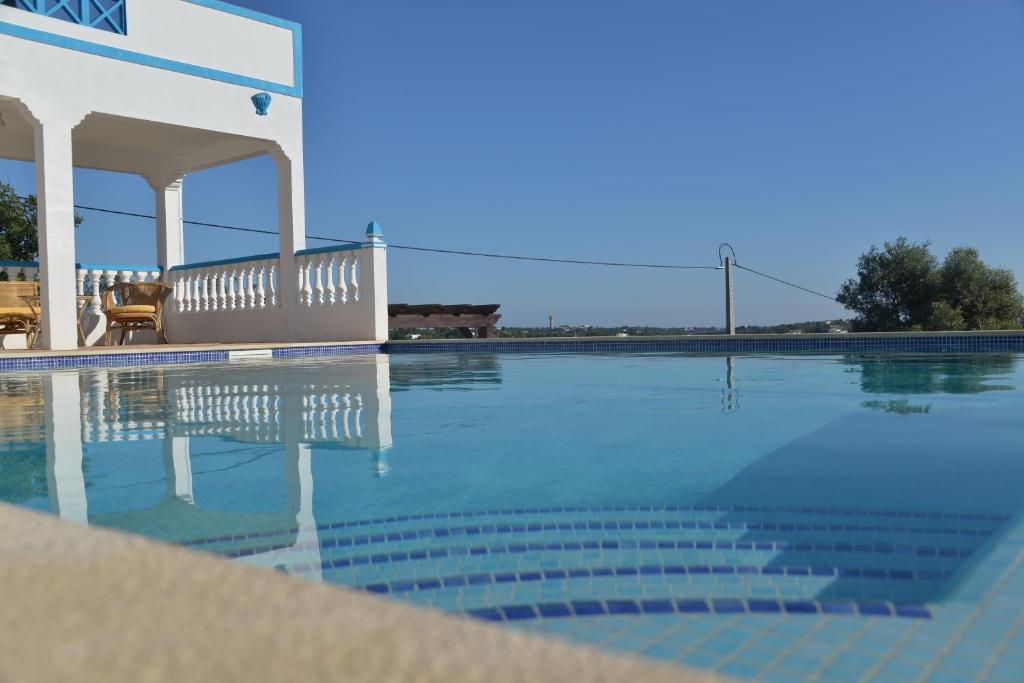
0, 356, 394, 579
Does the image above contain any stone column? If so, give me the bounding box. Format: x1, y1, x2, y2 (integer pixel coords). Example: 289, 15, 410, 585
361, 221, 389, 342
34, 119, 78, 350
148, 174, 186, 278
271, 146, 306, 327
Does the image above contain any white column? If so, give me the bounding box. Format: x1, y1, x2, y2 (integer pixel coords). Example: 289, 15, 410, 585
147, 174, 185, 277
362, 222, 390, 342
34, 120, 78, 350
272, 146, 306, 329
162, 436, 194, 503
45, 372, 88, 524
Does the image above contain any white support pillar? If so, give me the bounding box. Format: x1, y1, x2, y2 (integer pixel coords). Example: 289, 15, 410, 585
147, 174, 186, 278
362, 222, 389, 342
272, 146, 306, 323
162, 436, 194, 503
45, 372, 88, 524
34, 120, 78, 350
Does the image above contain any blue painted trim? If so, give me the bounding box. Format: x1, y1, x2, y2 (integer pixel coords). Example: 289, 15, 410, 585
183, 0, 300, 31
13, 0, 127, 35
75, 262, 160, 272
0, 260, 159, 271
294, 243, 363, 257
0, 3, 302, 97
168, 252, 279, 272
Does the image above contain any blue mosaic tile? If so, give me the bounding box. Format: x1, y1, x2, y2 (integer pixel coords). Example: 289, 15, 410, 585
382, 333, 1024, 356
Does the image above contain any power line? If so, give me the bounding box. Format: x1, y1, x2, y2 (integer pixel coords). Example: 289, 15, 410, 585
73, 204, 360, 244
71, 203, 835, 291
72, 203, 718, 270
733, 263, 837, 301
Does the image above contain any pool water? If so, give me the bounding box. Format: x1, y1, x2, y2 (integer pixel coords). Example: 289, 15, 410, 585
1, 352, 1023, 682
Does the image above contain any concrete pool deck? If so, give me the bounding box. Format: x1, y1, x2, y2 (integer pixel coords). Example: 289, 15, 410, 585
0, 503, 730, 683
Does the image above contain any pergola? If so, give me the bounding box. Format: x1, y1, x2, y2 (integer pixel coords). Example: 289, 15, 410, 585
0, 1, 387, 350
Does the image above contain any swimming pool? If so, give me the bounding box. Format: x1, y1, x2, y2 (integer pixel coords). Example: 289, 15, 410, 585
1, 351, 1022, 682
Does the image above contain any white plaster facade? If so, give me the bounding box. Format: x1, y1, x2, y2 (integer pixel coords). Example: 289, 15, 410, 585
0, 0, 388, 349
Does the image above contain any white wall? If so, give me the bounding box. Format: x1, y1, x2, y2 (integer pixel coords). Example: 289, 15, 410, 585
0, 0, 296, 88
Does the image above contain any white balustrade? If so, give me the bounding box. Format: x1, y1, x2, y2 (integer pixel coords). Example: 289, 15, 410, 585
169, 255, 279, 314
293, 247, 364, 308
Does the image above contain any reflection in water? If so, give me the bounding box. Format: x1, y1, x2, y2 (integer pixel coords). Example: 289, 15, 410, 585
389, 354, 501, 392
721, 356, 739, 414
0, 356, 395, 579
703, 353, 1024, 606
861, 399, 931, 415
850, 354, 1017, 395
3, 351, 1024, 677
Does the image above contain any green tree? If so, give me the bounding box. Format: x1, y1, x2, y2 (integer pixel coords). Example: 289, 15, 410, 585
837, 238, 1024, 331
936, 247, 1024, 330
836, 238, 939, 331
0, 181, 83, 263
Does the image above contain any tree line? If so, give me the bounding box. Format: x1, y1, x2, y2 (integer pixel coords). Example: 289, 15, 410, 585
837, 238, 1023, 332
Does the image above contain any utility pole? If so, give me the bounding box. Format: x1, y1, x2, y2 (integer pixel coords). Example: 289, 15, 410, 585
725, 256, 735, 335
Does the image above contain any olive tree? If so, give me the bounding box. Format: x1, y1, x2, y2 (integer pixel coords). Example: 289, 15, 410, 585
837, 238, 1023, 331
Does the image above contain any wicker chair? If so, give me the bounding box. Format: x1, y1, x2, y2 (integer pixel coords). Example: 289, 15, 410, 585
101, 282, 172, 346
0, 281, 41, 347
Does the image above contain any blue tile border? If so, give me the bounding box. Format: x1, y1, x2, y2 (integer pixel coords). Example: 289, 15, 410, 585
0, 349, 231, 371
179, 504, 1007, 548
356, 563, 953, 597
271, 344, 382, 359
384, 332, 1024, 355
3, 331, 1023, 372
0, 343, 383, 371
461, 598, 932, 622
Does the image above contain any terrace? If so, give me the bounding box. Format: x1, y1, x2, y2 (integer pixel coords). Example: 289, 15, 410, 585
0, 0, 388, 350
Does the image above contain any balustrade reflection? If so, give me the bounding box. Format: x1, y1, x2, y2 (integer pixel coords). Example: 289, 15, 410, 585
9, 357, 393, 578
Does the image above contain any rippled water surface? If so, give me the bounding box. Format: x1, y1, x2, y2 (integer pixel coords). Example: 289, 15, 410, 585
1, 352, 1023, 683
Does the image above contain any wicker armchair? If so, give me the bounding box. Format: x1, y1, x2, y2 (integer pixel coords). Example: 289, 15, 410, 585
0, 281, 41, 347
101, 282, 172, 346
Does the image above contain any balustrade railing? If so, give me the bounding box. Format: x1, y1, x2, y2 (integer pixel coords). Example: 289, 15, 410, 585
294, 245, 363, 307
12, 0, 128, 35
0, 260, 161, 316
169, 253, 279, 314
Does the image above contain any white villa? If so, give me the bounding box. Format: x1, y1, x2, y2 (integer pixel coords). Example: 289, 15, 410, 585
0, 0, 388, 350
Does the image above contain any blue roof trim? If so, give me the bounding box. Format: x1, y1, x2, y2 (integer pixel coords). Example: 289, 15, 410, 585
294, 243, 364, 257
76, 263, 161, 272
169, 252, 279, 272
0, 5, 302, 98
183, 0, 300, 32
0, 260, 161, 270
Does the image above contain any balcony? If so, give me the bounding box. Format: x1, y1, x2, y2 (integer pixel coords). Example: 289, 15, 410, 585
10, 0, 127, 35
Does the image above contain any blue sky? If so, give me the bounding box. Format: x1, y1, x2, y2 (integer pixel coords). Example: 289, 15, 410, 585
2, 0, 1024, 326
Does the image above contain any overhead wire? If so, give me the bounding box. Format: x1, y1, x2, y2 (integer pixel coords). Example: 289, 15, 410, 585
68, 202, 836, 295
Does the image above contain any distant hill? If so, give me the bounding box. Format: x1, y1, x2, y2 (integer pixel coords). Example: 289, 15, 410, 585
390, 320, 852, 340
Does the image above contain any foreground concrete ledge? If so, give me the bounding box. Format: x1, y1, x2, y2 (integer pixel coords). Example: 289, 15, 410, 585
0, 503, 731, 683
